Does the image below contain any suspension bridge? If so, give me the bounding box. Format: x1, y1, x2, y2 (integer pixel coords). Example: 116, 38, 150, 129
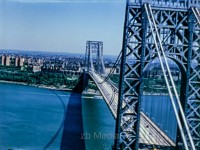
83, 0, 199, 150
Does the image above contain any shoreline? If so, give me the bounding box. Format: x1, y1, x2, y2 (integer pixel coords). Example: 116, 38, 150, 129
0, 80, 99, 96
0, 80, 73, 92
0, 80, 170, 96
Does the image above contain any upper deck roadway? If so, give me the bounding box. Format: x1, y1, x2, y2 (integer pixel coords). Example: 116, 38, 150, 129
89, 71, 175, 149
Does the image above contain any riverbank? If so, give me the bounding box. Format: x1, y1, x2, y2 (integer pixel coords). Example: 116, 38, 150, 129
0, 80, 170, 96
0, 83, 115, 149
0, 80, 72, 91
0, 80, 99, 96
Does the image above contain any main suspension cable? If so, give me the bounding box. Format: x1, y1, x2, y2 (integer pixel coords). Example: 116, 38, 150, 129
192, 7, 200, 25
145, 4, 192, 150
147, 4, 195, 150
96, 50, 122, 84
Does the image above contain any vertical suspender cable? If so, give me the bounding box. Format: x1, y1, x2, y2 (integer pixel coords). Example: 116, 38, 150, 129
100, 49, 106, 75
147, 4, 195, 150
97, 51, 122, 84
90, 50, 95, 73
195, 7, 200, 20
144, 4, 189, 150
192, 7, 200, 25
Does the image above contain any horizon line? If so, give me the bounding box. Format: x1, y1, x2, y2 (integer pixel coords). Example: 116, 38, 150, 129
0, 49, 118, 57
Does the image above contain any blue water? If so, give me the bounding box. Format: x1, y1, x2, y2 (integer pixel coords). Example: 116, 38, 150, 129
141, 95, 177, 142
0, 83, 115, 150
82, 97, 115, 150
0, 83, 177, 149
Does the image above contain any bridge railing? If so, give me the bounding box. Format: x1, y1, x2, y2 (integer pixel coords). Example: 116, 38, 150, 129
90, 71, 176, 147
94, 71, 119, 91
130, 0, 200, 9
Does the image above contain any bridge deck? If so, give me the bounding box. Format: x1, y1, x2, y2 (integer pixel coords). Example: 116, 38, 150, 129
89, 72, 175, 148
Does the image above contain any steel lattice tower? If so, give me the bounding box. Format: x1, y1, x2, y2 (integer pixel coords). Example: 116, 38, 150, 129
115, 0, 200, 149
85, 41, 106, 74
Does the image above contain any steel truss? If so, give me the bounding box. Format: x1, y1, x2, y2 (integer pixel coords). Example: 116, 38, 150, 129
115, 1, 200, 149
85, 41, 106, 74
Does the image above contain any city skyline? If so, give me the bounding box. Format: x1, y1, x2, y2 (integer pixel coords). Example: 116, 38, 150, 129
0, 0, 126, 55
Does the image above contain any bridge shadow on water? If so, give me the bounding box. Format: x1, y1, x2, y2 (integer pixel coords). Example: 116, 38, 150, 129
60, 74, 87, 150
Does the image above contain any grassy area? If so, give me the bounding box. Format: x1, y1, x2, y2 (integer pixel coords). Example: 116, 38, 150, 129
109, 74, 181, 94
143, 78, 181, 94
0, 69, 80, 89
0, 66, 181, 93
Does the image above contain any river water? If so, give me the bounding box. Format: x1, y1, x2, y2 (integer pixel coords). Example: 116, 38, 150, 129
0, 83, 115, 150
0, 83, 177, 149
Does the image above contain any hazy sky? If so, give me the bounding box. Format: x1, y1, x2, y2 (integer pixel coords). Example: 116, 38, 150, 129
0, 0, 126, 55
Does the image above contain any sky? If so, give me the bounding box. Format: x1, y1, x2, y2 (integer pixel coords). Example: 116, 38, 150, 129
0, 0, 126, 55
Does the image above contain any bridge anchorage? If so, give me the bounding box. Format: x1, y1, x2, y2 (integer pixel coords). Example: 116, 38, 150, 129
84, 1, 200, 150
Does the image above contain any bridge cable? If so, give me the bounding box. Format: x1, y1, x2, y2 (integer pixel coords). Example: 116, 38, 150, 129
109, 85, 118, 105
145, 3, 195, 150
192, 7, 200, 25
101, 50, 121, 79
147, 4, 195, 150
96, 50, 122, 84
92, 50, 121, 113
145, 5, 188, 148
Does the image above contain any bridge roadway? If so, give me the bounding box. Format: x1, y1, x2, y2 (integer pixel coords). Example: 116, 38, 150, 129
89, 72, 175, 149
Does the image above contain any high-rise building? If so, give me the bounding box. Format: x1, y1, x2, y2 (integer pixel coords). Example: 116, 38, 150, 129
19, 58, 24, 67
15, 57, 19, 66
1, 55, 5, 65
5, 56, 10, 66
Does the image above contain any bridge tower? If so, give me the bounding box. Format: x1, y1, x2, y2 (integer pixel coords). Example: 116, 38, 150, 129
85, 41, 106, 74
115, 0, 200, 149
